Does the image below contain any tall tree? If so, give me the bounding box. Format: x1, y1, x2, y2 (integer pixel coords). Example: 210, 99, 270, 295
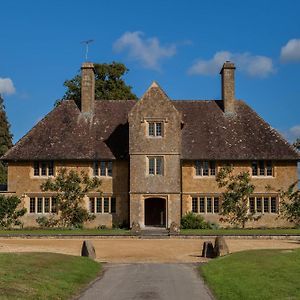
293, 138, 300, 151
60, 62, 137, 105
0, 94, 13, 184
216, 166, 257, 228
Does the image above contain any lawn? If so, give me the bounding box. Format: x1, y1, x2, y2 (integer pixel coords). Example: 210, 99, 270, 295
200, 249, 300, 300
0, 252, 101, 300
181, 228, 300, 235
0, 228, 130, 235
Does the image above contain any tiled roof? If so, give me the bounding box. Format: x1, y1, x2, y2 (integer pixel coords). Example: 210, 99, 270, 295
2, 99, 299, 161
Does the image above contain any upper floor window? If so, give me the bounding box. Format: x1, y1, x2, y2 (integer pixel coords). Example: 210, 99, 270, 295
93, 161, 112, 177
195, 161, 216, 176
148, 157, 163, 175
148, 122, 163, 137
33, 161, 54, 177
252, 161, 273, 176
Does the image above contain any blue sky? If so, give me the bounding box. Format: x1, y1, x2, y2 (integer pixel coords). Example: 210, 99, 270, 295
1, 0, 300, 143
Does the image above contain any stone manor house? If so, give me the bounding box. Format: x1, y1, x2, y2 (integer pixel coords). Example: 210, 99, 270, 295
2, 62, 299, 228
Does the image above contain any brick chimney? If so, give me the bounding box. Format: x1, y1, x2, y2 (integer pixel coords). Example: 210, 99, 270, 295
81, 62, 95, 114
220, 61, 236, 115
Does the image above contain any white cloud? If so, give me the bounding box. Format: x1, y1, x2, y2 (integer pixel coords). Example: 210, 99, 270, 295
280, 39, 300, 62
113, 31, 176, 70
281, 125, 300, 143
0, 78, 16, 95
188, 51, 274, 78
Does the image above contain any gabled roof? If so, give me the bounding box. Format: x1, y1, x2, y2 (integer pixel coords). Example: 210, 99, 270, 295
2, 100, 136, 161
2, 98, 299, 161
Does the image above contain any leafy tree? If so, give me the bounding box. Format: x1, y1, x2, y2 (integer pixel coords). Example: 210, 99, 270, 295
216, 166, 256, 228
280, 181, 300, 226
58, 62, 137, 106
293, 138, 300, 151
0, 94, 13, 184
0, 195, 26, 228
41, 168, 101, 228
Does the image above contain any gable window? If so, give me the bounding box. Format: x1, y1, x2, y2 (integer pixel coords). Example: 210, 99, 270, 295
148, 157, 163, 175
252, 161, 273, 176
88, 196, 117, 214
33, 161, 54, 177
148, 122, 163, 137
195, 161, 216, 176
93, 161, 112, 177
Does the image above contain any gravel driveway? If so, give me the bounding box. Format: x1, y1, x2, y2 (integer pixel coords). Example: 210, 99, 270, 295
78, 263, 213, 300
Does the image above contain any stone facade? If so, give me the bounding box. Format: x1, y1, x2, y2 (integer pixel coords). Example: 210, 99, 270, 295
2, 62, 299, 229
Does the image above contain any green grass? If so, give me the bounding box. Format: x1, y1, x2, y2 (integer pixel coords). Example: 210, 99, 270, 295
181, 228, 300, 235
200, 249, 300, 300
0, 252, 101, 300
0, 228, 130, 235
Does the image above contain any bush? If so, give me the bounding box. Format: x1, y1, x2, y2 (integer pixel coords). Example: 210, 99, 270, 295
0, 195, 26, 228
181, 212, 210, 229
36, 215, 59, 228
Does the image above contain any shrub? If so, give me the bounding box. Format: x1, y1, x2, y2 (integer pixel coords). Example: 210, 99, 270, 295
0, 195, 26, 228
36, 215, 59, 228
181, 212, 210, 229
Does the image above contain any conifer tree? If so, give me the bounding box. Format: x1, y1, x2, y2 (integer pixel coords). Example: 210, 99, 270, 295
0, 94, 13, 184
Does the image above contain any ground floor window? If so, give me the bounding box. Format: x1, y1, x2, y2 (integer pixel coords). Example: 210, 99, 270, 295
29, 196, 57, 214
192, 196, 220, 214
89, 196, 116, 214
249, 196, 278, 214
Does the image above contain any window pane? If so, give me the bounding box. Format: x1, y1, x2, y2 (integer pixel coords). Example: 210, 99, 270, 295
100, 161, 106, 176
195, 161, 202, 176
51, 198, 57, 213
266, 161, 272, 176
203, 161, 209, 176
34, 162, 39, 176
41, 162, 47, 176
214, 197, 219, 213
96, 198, 102, 213
149, 158, 155, 175
48, 162, 54, 176
107, 161, 112, 177
264, 197, 269, 213
148, 122, 154, 136
44, 198, 50, 213
192, 197, 198, 213
89, 198, 95, 213
259, 161, 265, 176
249, 197, 255, 213
210, 161, 216, 176
156, 158, 162, 175
93, 162, 99, 176
252, 161, 258, 176
111, 197, 116, 213
156, 123, 162, 136
207, 197, 212, 213
256, 198, 262, 213
104, 198, 109, 213
37, 197, 43, 213
30, 198, 36, 213
271, 197, 277, 213
200, 198, 205, 213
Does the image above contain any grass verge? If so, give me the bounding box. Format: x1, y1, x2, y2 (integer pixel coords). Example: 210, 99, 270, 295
0, 252, 101, 300
181, 228, 300, 235
200, 249, 300, 300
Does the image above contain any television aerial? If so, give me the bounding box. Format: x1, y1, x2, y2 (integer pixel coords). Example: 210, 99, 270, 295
81, 39, 94, 61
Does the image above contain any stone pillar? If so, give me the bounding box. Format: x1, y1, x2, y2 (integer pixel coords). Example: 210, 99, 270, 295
220, 61, 236, 115
81, 62, 95, 114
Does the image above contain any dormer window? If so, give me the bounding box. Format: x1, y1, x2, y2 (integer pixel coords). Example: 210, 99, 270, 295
148, 122, 162, 137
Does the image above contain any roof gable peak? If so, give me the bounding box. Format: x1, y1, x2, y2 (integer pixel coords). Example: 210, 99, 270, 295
141, 81, 169, 101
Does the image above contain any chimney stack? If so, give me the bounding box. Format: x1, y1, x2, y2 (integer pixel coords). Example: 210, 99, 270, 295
81, 62, 95, 114
220, 61, 236, 115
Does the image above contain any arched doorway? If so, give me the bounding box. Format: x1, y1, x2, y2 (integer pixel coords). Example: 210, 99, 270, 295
144, 198, 166, 227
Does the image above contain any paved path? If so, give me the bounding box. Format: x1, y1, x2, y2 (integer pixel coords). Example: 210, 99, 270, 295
78, 263, 213, 300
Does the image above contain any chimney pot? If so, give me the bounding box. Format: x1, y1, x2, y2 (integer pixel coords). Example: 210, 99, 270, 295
220, 61, 236, 115
81, 62, 95, 114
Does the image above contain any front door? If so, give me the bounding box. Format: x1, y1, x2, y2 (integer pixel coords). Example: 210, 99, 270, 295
144, 198, 166, 227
